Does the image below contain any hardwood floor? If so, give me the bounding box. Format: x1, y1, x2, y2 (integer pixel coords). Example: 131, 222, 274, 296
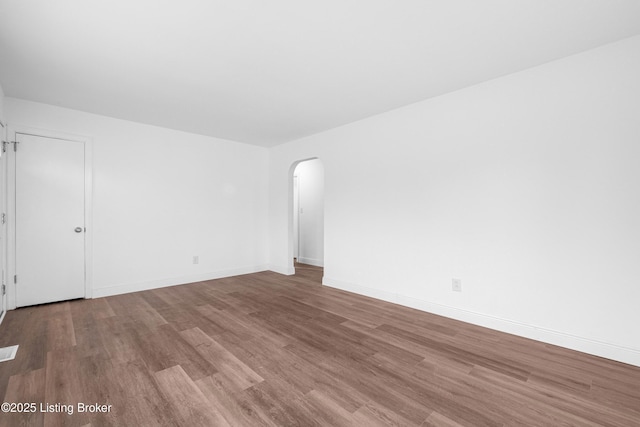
1, 264, 639, 426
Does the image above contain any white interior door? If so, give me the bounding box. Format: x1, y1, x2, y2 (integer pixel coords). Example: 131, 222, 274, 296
15, 133, 86, 307
293, 174, 299, 260
0, 123, 6, 318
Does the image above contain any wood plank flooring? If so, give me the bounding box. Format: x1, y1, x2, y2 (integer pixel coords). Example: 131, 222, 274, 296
1, 264, 639, 426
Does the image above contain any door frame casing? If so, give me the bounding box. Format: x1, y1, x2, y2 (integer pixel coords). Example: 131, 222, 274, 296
6, 125, 93, 309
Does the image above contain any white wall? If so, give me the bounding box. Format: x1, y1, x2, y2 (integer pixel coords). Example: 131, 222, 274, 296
268, 35, 640, 366
0, 82, 5, 123
294, 159, 324, 267
5, 98, 269, 302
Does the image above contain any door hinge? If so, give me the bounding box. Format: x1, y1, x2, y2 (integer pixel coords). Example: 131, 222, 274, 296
14, 275, 17, 284
2, 140, 18, 152
1, 284, 5, 295
1, 213, 5, 225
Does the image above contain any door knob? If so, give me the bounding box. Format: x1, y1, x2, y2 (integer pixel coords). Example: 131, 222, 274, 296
75, 227, 83, 233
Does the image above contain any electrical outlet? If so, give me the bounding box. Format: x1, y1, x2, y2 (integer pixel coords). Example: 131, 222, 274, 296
193, 256, 199, 265
452, 278, 462, 292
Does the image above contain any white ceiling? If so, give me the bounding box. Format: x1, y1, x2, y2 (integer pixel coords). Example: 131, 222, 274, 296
1, 1, 639, 147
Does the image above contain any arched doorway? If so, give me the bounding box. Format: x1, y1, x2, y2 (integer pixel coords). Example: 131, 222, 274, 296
289, 158, 324, 279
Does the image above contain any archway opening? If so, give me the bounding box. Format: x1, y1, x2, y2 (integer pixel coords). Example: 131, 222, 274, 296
289, 158, 324, 281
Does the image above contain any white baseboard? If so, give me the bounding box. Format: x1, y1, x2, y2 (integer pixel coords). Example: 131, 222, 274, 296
268, 264, 296, 275
297, 257, 324, 267
322, 276, 640, 368
93, 265, 269, 298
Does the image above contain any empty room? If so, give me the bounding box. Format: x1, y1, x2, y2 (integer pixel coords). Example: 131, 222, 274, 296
1, 1, 639, 426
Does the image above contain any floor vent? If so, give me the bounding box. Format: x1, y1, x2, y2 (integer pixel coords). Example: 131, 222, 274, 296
0, 345, 18, 362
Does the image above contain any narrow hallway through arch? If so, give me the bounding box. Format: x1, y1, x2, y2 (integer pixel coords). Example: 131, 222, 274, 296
293, 260, 323, 284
